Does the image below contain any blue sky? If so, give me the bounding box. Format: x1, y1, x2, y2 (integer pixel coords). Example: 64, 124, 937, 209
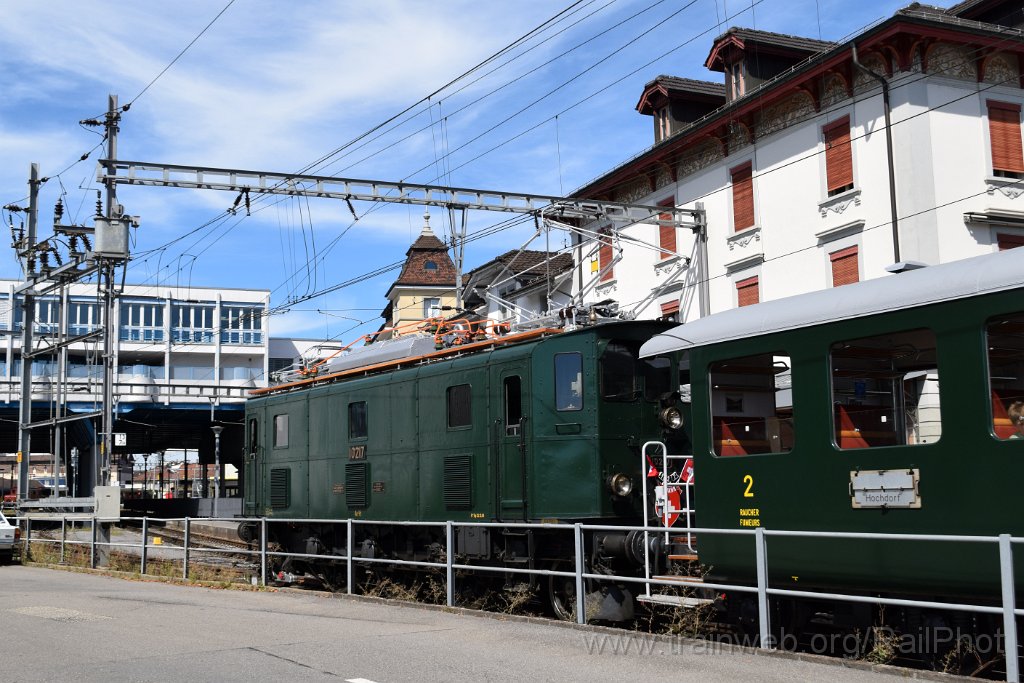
0, 0, 910, 342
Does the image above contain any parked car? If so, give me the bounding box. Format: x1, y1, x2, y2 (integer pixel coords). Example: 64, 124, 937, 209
0, 512, 19, 564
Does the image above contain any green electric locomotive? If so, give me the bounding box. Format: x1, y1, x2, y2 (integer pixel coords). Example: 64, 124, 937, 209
241, 319, 686, 616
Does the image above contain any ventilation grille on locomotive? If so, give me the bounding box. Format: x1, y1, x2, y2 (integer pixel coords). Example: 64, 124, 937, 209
444, 454, 472, 509
269, 467, 290, 509
345, 462, 368, 508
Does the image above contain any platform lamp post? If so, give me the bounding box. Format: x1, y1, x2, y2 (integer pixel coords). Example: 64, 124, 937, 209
211, 425, 223, 519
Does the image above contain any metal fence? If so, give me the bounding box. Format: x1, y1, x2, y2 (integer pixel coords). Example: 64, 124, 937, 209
15, 515, 1024, 682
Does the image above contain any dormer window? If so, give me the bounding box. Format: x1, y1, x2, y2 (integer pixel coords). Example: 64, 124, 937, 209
424, 260, 438, 271
729, 62, 745, 99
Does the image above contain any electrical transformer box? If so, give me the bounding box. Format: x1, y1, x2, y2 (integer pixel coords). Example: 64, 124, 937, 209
93, 217, 130, 258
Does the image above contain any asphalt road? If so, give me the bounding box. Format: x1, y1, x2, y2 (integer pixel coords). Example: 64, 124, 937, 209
1, 565, 942, 682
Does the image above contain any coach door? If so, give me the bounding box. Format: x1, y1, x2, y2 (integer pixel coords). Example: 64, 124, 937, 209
491, 365, 529, 521
243, 411, 264, 515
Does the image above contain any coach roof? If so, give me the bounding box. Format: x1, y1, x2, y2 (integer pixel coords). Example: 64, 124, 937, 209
640, 247, 1024, 357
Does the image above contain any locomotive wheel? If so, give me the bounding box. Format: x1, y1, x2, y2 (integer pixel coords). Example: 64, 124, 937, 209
547, 562, 587, 621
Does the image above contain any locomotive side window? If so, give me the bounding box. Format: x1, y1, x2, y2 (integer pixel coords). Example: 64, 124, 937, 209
555, 352, 583, 411
601, 343, 637, 401
709, 352, 793, 456
349, 401, 367, 439
986, 313, 1024, 440
830, 328, 940, 449
504, 376, 523, 436
447, 384, 472, 428
273, 414, 289, 448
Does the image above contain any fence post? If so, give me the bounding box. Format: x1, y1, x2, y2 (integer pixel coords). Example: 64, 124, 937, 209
574, 523, 586, 625
24, 517, 32, 561
140, 517, 149, 576
346, 519, 354, 595
60, 516, 66, 564
182, 517, 190, 580
999, 534, 1019, 683
755, 527, 772, 649
446, 521, 454, 608
260, 517, 268, 587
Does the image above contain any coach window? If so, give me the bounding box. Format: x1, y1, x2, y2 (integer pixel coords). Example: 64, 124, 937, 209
273, 414, 289, 449
448, 384, 472, 429
349, 401, 367, 439
555, 352, 583, 411
831, 328, 940, 449
710, 352, 793, 456
986, 313, 1024, 440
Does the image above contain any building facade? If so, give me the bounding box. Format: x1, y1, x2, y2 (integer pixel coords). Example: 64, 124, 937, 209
571, 0, 1024, 323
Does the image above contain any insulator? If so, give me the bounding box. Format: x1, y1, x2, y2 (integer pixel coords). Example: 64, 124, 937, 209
54, 197, 64, 223
51, 248, 63, 266
69, 235, 79, 254
40, 251, 49, 269
81, 235, 92, 251
95, 191, 102, 217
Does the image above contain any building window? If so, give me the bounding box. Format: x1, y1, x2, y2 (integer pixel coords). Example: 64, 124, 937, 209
823, 116, 854, 196
831, 328, 940, 449
987, 312, 1024, 440
424, 260, 438, 271
447, 384, 472, 428
349, 401, 367, 439
171, 303, 214, 343
658, 198, 676, 259
554, 352, 583, 411
273, 414, 289, 448
730, 162, 754, 231
656, 107, 671, 142
598, 227, 614, 281
120, 301, 165, 342
710, 352, 793, 456
423, 297, 441, 318
68, 301, 99, 337
220, 304, 263, 345
736, 276, 759, 307
34, 299, 60, 335
988, 100, 1024, 178
830, 245, 859, 287
997, 233, 1024, 251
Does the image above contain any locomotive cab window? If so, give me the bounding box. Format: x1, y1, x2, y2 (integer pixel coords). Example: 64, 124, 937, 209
273, 414, 288, 449
555, 352, 583, 411
447, 384, 472, 429
710, 352, 794, 456
642, 355, 673, 401
349, 401, 367, 439
987, 313, 1024, 440
601, 343, 638, 401
831, 328, 940, 449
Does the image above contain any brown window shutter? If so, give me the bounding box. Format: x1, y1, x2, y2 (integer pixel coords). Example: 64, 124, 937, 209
997, 233, 1024, 251
660, 300, 680, 316
731, 163, 754, 231
736, 276, 759, 307
658, 198, 676, 259
598, 228, 614, 282
823, 117, 853, 193
830, 245, 859, 286
989, 101, 1024, 175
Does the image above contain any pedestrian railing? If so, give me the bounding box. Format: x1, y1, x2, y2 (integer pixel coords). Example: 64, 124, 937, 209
14, 514, 1024, 682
